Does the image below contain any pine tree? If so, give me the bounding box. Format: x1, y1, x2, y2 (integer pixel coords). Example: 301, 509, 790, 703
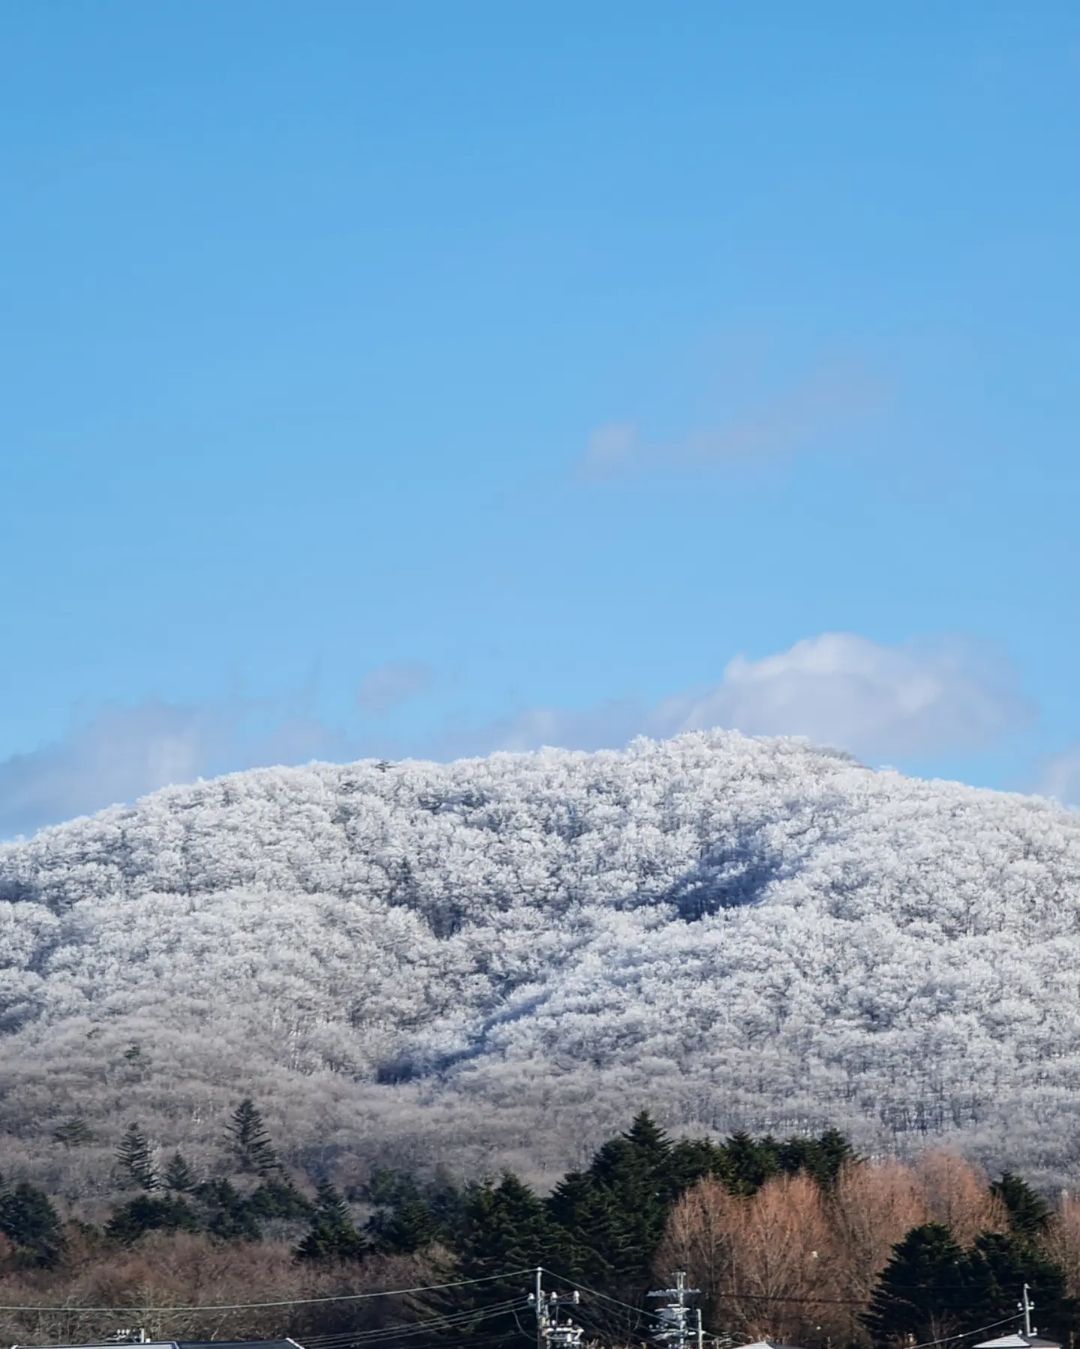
863, 1223, 979, 1348
368, 1194, 437, 1254
968, 1232, 1069, 1340
991, 1172, 1052, 1240
196, 1178, 263, 1241
296, 1180, 367, 1262
811, 1127, 859, 1185
163, 1151, 197, 1193
226, 1098, 280, 1176
116, 1123, 159, 1191
249, 1176, 313, 1222
0, 1179, 66, 1267
547, 1170, 627, 1284
722, 1131, 779, 1195
52, 1117, 94, 1148
587, 1113, 674, 1290
106, 1194, 200, 1245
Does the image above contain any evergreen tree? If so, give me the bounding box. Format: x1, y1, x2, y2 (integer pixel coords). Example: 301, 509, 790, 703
446, 1174, 555, 1336
722, 1131, 779, 1195
587, 1112, 674, 1289
810, 1128, 858, 1185
196, 1178, 263, 1241
0, 1178, 66, 1268
368, 1194, 437, 1254
106, 1194, 200, 1245
226, 1098, 280, 1176
52, 1117, 94, 1148
546, 1170, 627, 1285
668, 1137, 727, 1194
296, 1180, 367, 1262
249, 1176, 313, 1222
991, 1172, 1052, 1240
116, 1122, 158, 1191
968, 1232, 1069, 1340
863, 1223, 979, 1348
163, 1151, 197, 1193
458, 1173, 553, 1275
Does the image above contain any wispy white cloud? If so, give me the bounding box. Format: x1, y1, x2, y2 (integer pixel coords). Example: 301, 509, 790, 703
654, 633, 1029, 759
1036, 747, 1080, 808
0, 699, 352, 839
1, 635, 1030, 837
441, 633, 1029, 763
579, 363, 886, 480
356, 661, 434, 716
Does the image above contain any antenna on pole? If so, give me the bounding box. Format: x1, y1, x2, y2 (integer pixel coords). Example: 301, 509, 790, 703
649, 1271, 702, 1349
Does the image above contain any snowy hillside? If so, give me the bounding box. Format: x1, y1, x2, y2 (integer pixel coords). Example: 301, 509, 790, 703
3, 729, 1080, 1192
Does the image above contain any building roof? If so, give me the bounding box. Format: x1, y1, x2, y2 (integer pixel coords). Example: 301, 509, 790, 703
974, 1336, 1061, 1349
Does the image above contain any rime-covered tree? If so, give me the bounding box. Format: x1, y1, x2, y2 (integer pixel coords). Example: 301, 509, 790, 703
5, 729, 1080, 1185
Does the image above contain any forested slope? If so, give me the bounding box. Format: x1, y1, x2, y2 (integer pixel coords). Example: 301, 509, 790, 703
2, 729, 1080, 1197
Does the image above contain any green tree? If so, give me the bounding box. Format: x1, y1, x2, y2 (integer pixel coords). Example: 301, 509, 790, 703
446, 1174, 554, 1336
249, 1177, 313, 1223
968, 1232, 1069, 1340
991, 1172, 1052, 1241
368, 1194, 437, 1254
586, 1112, 674, 1289
721, 1131, 780, 1195
226, 1099, 280, 1176
0, 1178, 66, 1268
52, 1117, 94, 1148
546, 1171, 627, 1284
116, 1122, 158, 1191
863, 1223, 979, 1348
163, 1151, 198, 1194
106, 1194, 200, 1245
296, 1180, 367, 1262
196, 1178, 262, 1241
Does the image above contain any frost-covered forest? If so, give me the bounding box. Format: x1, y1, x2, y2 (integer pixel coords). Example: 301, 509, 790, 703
3, 729, 1080, 1198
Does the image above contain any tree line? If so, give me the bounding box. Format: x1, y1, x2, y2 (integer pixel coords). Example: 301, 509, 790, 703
4, 1105, 1080, 1349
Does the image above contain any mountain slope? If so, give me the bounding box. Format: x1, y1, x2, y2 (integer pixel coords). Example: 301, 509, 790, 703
2, 730, 1080, 1192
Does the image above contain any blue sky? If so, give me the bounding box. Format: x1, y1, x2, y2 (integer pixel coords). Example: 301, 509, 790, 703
2, 1, 1079, 835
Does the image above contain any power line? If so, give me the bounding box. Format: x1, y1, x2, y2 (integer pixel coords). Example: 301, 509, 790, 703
0, 1270, 537, 1315
299, 1300, 532, 1349
301, 1300, 530, 1346
904, 1312, 1024, 1349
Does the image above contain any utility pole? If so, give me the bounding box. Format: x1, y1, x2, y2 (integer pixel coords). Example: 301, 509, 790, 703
649, 1271, 702, 1349
1020, 1284, 1035, 1338
530, 1268, 584, 1349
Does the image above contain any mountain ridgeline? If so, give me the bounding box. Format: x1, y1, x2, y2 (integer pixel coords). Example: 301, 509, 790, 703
2, 729, 1080, 1194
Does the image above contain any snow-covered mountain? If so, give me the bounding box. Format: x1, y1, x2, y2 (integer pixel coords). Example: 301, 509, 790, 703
3, 729, 1080, 1192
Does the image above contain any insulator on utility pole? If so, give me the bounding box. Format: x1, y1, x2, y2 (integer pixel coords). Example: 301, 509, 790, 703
649, 1270, 702, 1349
529, 1267, 585, 1349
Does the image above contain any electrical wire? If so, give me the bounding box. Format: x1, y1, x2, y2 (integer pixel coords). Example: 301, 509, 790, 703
904, 1312, 1024, 1349
0, 1270, 538, 1314
300, 1299, 530, 1347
